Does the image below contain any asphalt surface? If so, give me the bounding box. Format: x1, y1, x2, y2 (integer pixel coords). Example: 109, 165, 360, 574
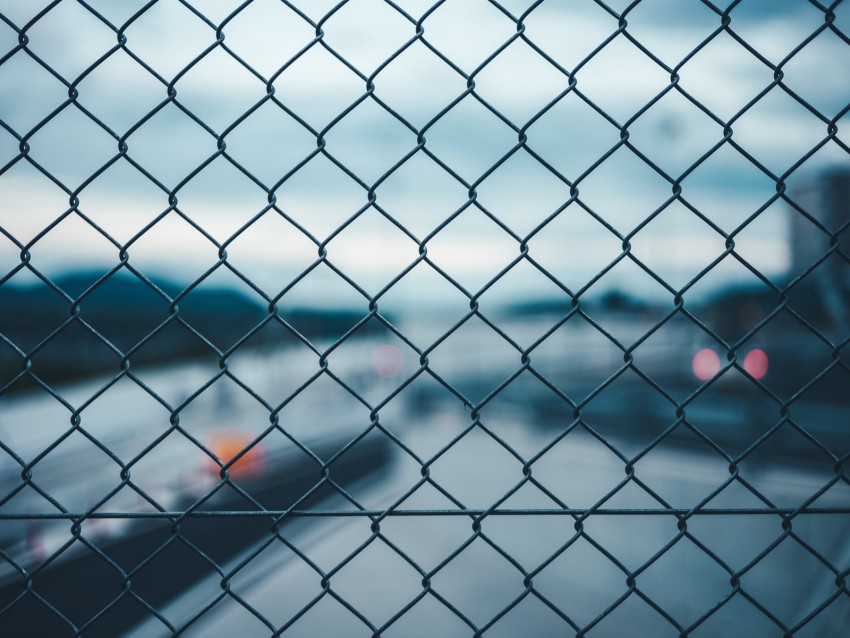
0, 318, 847, 636
127, 402, 850, 637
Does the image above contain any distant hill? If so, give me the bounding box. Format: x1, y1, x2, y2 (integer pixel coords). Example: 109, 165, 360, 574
0, 271, 380, 393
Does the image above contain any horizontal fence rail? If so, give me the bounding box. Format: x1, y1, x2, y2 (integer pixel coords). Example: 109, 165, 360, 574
0, 0, 849, 636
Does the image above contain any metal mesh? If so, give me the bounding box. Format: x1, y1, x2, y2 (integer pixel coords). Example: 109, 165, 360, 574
1, 0, 849, 635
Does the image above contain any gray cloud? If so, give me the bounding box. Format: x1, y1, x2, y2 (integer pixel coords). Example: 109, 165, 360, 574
1, 0, 847, 307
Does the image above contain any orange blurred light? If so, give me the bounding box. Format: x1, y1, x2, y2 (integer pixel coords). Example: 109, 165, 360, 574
743, 348, 769, 379
206, 431, 266, 479
692, 348, 720, 381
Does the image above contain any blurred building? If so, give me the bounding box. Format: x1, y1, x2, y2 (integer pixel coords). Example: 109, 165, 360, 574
789, 168, 850, 328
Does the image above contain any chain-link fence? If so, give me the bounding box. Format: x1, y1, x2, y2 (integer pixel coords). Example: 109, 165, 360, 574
1, 0, 849, 636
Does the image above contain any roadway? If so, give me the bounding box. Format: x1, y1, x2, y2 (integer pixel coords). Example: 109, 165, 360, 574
0, 316, 846, 636
127, 399, 850, 637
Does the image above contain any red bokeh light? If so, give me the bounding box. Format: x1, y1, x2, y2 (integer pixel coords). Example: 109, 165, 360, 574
371, 344, 405, 378
692, 348, 720, 381
743, 348, 769, 379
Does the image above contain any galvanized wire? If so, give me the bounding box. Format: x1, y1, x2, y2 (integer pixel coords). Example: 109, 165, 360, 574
1, 0, 849, 636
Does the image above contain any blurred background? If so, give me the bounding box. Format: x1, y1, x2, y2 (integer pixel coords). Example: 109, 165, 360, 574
0, 0, 849, 636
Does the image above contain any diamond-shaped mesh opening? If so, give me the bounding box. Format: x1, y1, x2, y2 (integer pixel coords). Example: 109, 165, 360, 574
0, 50, 69, 134
222, 100, 317, 187
633, 432, 735, 507
679, 140, 779, 231
427, 418, 524, 508
638, 535, 733, 628
372, 378, 467, 459
422, 0, 516, 73
484, 592, 573, 637
423, 93, 518, 181
373, 150, 469, 240
729, 0, 833, 65
522, 2, 615, 67
379, 592, 473, 638
29, 429, 122, 512
532, 313, 626, 398
2, 2, 849, 635
324, 99, 417, 186
630, 200, 729, 292
123, 211, 219, 283
628, 87, 726, 179
172, 46, 267, 134
219, 535, 323, 626
26, 105, 117, 188
475, 259, 571, 344
222, 0, 316, 79
729, 200, 793, 281
429, 533, 528, 627
733, 86, 832, 177
625, 0, 721, 67
222, 207, 319, 293
576, 34, 672, 125
528, 216, 616, 294
122, 0, 217, 81
270, 43, 365, 131
533, 534, 631, 626
525, 88, 620, 181
75, 374, 173, 462
127, 525, 229, 601
19, 319, 123, 389
375, 262, 470, 345
329, 536, 424, 627
72, 271, 170, 351
375, 40, 466, 130
24, 1, 116, 83
530, 426, 630, 509
172, 157, 269, 239
329, 319, 417, 401
589, 591, 679, 636
791, 510, 850, 573
742, 534, 842, 628
125, 102, 217, 188
475, 148, 572, 237
737, 432, 840, 505
324, 205, 420, 295
678, 29, 776, 123
583, 512, 677, 576
29, 218, 118, 286
689, 593, 787, 638
473, 38, 569, 126
782, 29, 850, 118
276, 593, 372, 637
74, 158, 167, 245
789, 394, 850, 457
425, 314, 519, 402
322, 0, 414, 74
12, 536, 137, 628
577, 145, 674, 233
424, 205, 520, 292
272, 152, 365, 239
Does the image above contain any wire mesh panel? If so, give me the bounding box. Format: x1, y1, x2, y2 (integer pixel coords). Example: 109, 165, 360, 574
1, 0, 849, 636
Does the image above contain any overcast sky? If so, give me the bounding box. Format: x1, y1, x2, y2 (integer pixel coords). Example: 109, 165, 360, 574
1, 0, 849, 311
